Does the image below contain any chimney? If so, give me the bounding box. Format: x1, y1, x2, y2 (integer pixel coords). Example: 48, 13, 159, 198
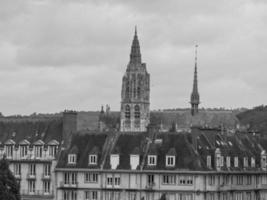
62, 110, 77, 149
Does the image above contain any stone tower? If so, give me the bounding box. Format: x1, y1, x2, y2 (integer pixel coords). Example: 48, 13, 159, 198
190, 45, 200, 116
120, 28, 150, 132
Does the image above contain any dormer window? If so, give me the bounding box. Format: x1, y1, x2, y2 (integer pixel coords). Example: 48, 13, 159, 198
148, 155, 157, 166
251, 157, 255, 168
207, 155, 212, 168
89, 155, 97, 165
234, 156, 239, 167
226, 156, 231, 168
244, 157, 248, 168
166, 156, 175, 167
5, 145, 14, 159
68, 154, 77, 164
20, 145, 28, 158
34, 145, 43, 158
220, 156, 224, 167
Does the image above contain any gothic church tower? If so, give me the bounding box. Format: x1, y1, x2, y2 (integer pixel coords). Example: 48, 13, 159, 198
120, 28, 150, 132
190, 45, 200, 116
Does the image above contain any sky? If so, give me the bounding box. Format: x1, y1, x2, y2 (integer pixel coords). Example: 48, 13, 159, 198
0, 0, 267, 115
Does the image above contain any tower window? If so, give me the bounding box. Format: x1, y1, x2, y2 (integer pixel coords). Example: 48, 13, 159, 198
137, 87, 141, 98
125, 105, 130, 119
134, 105, 140, 119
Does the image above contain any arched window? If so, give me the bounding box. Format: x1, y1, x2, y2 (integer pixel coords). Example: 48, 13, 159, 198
126, 80, 130, 99
134, 105, 140, 119
137, 87, 141, 98
125, 105, 130, 119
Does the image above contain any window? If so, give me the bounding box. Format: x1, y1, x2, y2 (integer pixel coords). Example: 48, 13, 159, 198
29, 164, 36, 175
234, 157, 239, 167
137, 87, 141, 98
251, 157, 255, 168
44, 164, 51, 176
48, 145, 57, 157
85, 173, 98, 183
64, 190, 77, 200
5, 145, 13, 158
20, 145, 28, 158
89, 155, 97, 165
107, 177, 113, 185
14, 164, 21, 176
134, 105, 140, 119
162, 175, 176, 185
246, 175, 252, 185
68, 154, 77, 164
114, 177, 120, 186
207, 193, 215, 200
43, 181, 50, 193
29, 180, 35, 193
85, 191, 98, 200
208, 175, 216, 185
262, 175, 267, 184
226, 156, 231, 168
64, 173, 70, 184
235, 192, 242, 200
178, 176, 193, 185
64, 172, 77, 185
166, 156, 175, 167
237, 175, 243, 185
220, 156, 224, 167
147, 174, 154, 185
125, 105, 130, 119
216, 154, 221, 168
244, 157, 248, 168
148, 155, 157, 166
207, 155, 212, 168
34, 145, 43, 158
246, 192, 252, 200
187, 176, 193, 185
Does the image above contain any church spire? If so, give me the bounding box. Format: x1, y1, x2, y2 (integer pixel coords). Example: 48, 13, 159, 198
129, 26, 142, 64
190, 44, 200, 116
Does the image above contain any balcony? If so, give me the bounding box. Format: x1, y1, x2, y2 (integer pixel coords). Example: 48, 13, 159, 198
145, 182, 155, 190
14, 174, 21, 179
27, 173, 36, 179
60, 181, 78, 188
42, 173, 51, 180
20, 190, 54, 198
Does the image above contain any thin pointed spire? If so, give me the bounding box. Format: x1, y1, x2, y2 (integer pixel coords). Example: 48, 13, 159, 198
129, 26, 142, 64
190, 44, 200, 116
193, 44, 198, 94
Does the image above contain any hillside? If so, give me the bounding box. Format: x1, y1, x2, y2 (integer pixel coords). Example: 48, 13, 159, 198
237, 105, 267, 134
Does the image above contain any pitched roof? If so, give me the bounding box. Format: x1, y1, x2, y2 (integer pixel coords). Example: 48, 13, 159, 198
56, 133, 108, 169
0, 119, 63, 145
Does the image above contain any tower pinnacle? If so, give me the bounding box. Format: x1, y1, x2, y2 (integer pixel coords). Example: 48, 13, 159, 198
190, 44, 200, 116
129, 26, 142, 64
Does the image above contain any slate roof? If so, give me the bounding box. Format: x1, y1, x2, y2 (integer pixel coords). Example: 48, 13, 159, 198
56, 133, 107, 169
56, 126, 267, 172
0, 118, 63, 146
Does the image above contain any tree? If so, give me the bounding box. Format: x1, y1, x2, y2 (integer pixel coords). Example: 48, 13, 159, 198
0, 155, 20, 200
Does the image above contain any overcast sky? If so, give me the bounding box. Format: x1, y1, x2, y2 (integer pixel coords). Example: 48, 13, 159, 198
0, 0, 267, 115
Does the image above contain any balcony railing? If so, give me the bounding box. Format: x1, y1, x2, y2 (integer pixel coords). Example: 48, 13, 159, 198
20, 189, 54, 197
60, 181, 79, 188
14, 174, 21, 179
27, 173, 36, 179
42, 173, 51, 180
146, 182, 155, 190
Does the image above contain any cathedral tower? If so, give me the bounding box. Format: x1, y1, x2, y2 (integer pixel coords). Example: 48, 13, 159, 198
190, 45, 200, 116
120, 28, 150, 132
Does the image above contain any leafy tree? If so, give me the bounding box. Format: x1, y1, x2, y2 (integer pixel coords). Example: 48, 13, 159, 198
0, 155, 20, 200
